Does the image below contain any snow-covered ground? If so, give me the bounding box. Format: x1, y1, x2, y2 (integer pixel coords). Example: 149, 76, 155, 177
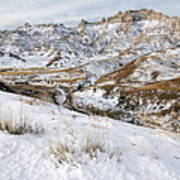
0, 9, 179, 179
0, 91, 179, 180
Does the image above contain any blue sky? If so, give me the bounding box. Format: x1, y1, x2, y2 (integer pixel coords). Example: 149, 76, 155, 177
0, 0, 180, 29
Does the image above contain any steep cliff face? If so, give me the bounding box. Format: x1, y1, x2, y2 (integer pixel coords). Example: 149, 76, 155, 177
0, 9, 179, 131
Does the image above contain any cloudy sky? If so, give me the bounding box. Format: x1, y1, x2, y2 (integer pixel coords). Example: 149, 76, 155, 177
0, 0, 180, 29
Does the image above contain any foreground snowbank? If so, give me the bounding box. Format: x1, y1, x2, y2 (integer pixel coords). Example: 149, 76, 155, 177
0, 91, 179, 180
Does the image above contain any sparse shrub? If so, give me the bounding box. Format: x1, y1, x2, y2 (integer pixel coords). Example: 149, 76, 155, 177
47, 126, 123, 166
48, 142, 72, 164
0, 103, 44, 135
84, 137, 105, 159
48, 137, 105, 164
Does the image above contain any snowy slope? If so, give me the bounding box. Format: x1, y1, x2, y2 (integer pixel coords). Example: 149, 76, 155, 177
0, 91, 180, 180
0, 9, 179, 179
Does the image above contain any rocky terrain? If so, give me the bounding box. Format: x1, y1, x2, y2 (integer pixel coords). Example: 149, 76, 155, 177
0, 9, 179, 132
0, 9, 180, 180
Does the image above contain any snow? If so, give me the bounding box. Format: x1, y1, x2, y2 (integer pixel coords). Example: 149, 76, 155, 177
0, 91, 179, 180
72, 88, 119, 113
143, 20, 160, 29
0, 9, 179, 179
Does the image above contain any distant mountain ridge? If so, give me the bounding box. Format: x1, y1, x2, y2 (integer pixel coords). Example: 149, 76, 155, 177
0, 9, 179, 132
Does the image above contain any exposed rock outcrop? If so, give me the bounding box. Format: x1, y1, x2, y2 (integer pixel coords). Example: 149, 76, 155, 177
0, 9, 179, 132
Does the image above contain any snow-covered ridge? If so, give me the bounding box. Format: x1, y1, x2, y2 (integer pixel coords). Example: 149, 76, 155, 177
0, 9, 179, 131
